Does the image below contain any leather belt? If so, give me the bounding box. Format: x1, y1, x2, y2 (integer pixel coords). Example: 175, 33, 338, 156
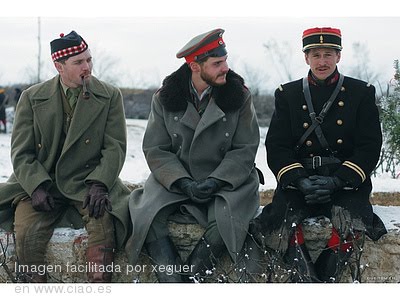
301, 156, 342, 169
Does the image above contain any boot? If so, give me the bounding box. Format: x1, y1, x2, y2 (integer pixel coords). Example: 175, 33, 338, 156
315, 227, 355, 283
314, 247, 353, 282
86, 244, 115, 283
283, 225, 319, 283
236, 234, 265, 282
284, 243, 319, 283
145, 236, 185, 283
185, 235, 226, 283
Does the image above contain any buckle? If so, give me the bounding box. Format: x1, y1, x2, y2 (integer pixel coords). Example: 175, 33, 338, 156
312, 156, 322, 169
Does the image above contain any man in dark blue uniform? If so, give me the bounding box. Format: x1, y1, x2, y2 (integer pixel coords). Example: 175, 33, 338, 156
254, 27, 387, 282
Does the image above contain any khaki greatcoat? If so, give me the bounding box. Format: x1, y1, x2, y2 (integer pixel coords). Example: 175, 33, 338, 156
0, 75, 131, 249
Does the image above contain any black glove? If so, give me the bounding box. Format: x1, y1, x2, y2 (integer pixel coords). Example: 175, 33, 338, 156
174, 178, 196, 199
293, 177, 319, 196
31, 185, 55, 212
192, 178, 225, 199
83, 182, 112, 219
304, 175, 345, 205
308, 175, 345, 194
304, 190, 332, 205
175, 178, 223, 204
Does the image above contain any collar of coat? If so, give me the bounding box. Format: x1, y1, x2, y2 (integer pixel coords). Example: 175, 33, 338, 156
30, 75, 111, 100
158, 63, 248, 112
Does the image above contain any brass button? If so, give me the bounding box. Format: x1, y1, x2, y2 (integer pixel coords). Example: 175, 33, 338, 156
338, 101, 344, 107
337, 139, 343, 144
337, 119, 343, 125
173, 133, 178, 138
85, 139, 90, 144
174, 116, 179, 121
38, 143, 42, 148
341, 86, 345, 92
306, 140, 312, 146
309, 153, 314, 157
302, 105, 307, 111
222, 117, 227, 122
225, 132, 230, 137
303, 122, 309, 129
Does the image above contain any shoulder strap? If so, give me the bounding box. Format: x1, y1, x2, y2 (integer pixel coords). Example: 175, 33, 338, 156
295, 74, 344, 152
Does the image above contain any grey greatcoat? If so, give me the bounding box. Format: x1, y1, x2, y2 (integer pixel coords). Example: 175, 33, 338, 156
0, 75, 131, 249
125, 64, 261, 266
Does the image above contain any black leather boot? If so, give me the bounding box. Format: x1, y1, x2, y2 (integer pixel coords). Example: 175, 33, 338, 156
185, 236, 226, 282
284, 243, 319, 283
145, 236, 185, 283
236, 234, 265, 282
314, 247, 353, 283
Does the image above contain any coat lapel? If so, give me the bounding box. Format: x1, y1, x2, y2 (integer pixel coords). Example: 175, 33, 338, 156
180, 102, 201, 131
31, 76, 63, 148
193, 98, 225, 140
62, 77, 108, 152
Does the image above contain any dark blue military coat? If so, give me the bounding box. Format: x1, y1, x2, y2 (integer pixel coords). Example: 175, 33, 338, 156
258, 70, 386, 247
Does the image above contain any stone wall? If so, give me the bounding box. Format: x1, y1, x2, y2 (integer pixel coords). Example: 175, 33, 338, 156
1, 216, 399, 283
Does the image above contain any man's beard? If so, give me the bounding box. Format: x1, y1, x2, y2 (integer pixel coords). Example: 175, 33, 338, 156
200, 70, 226, 87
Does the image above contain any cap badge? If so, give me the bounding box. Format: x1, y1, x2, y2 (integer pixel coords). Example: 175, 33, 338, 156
320, 35, 324, 44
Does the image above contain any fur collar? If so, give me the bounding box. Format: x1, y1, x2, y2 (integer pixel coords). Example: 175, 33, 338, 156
159, 63, 247, 112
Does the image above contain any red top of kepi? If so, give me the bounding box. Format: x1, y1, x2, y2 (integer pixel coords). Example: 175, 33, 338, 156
302, 27, 342, 52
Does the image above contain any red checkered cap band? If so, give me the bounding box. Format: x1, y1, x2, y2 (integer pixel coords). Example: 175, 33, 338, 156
51, 40, 88, 61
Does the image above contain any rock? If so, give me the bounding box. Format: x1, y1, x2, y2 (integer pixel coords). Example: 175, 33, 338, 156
1, 216, 399, 283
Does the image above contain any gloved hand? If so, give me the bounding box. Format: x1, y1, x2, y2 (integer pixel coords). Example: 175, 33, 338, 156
304, 175, 345, 205
304, 190, 332, 205
294, 177, 319, 196
83, 182, 112, 219
31, 185, 55, 212
308, 175, 345, 194
174, 178, 196, 199
192, 178, 225, 199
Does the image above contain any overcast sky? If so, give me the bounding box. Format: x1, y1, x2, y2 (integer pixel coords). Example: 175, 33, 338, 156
1, 0, 400, 93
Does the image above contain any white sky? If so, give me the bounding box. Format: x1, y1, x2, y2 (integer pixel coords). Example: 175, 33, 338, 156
1, 0, 400, 92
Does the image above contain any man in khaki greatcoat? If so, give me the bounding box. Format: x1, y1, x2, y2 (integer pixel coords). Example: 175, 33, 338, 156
125, 28, 262, 282
0, 31, 131, 283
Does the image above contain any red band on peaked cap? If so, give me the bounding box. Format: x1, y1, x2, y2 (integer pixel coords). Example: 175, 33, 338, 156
184, 38, 225, 63
176, 28, 226, 63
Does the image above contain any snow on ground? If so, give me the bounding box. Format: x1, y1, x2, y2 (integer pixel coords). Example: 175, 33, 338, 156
1, 117, 399, 229
2, 118, 398, 193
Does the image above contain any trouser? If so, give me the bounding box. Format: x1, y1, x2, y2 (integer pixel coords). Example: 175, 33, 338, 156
14, 191, 115, 275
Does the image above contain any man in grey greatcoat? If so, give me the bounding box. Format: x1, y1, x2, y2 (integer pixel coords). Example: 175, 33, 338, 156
125, 28, 261, 282
0, 31, 131, 283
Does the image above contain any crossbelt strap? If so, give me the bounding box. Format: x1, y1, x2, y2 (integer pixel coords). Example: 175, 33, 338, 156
295, 74, 344, 152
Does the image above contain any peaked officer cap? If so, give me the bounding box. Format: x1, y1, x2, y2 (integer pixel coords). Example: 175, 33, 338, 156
176, 28, 227, 63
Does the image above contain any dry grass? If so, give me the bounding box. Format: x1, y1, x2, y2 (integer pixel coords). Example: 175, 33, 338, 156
260, 190, 399, 206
